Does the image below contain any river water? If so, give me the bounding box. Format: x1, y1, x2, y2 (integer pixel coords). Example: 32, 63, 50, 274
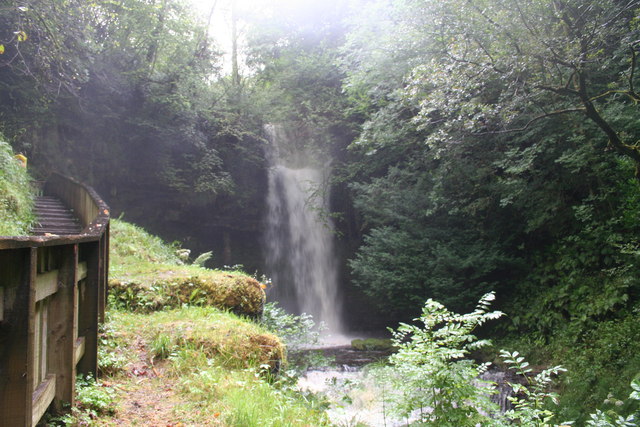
296, 344, 517, 426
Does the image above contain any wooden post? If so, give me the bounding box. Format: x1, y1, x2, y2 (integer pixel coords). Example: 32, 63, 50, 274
0, 247, 37, 426
76, 242, 99, 378
97, 225, 109, 323
47, 244, 78, 411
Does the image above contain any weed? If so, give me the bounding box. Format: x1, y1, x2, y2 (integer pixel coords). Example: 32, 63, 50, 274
47, 375, 117, 426
151, 333, 174, 359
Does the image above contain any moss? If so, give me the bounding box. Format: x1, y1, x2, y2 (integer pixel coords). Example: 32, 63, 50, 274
109, 272, 266, 318
351, 337, 394, 351
109, 218, 266, 317
124, 307, 286, 372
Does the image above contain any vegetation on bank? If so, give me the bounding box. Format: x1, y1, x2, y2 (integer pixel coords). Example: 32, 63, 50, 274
51, 219, 327, 425
109, 219, 266, 318
0, 139, 34, 235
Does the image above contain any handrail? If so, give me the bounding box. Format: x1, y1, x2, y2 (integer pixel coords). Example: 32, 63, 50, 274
0, 173, 110, 249
45, 173, 110, 233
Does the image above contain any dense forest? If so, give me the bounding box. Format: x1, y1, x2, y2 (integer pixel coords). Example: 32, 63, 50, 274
1, 0, 639, 421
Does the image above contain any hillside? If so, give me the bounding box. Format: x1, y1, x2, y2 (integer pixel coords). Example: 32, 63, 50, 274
0, 140, 34, 235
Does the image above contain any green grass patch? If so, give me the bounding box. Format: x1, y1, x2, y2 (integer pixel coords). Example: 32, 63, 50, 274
109, 219, 266, 317
89, 308, 327, 426
115, 307, 285, 372
0, 140, 35, 235
90, 220, 328, 425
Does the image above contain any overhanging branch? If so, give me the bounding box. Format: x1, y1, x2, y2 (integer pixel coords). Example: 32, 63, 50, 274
474, 108, 585, 135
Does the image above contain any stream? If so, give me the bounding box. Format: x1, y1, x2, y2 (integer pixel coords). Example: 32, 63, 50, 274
296, 344, 517, 426
296, 344, 403, 427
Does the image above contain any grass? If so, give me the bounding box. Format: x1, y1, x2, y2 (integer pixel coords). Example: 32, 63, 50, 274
109, 219, 266, 317
61, 307, 328, 426
51, 219, 329, 425
0, 140, 35, 235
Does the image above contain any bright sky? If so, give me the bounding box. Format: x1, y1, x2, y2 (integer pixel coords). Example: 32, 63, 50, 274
187, 0, 332, 72
187, 0, 270, 72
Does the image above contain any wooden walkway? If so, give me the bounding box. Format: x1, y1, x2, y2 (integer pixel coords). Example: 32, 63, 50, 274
32, 196, 82, 236
0, 173, 110, 426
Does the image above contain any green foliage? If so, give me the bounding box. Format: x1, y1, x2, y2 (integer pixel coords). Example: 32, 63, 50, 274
49, 375, 117, 425
261, 302, 322, 351
260, 302, 331, 372
377, 292, 503, 424
109, 218, 266, 317
150, 333, 174, 360
0, 140, 34, 235
109, 218, 181, 268
97, 316, 129, 376
192, 250, 213, 267
585, 378, 640, 426
178, 364, 330, 426
350, 338, 393, 351
500, 350, 566, 425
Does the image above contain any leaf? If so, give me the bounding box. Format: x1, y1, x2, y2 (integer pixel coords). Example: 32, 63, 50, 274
0, 45, 4, 54
16, 31, 27, 42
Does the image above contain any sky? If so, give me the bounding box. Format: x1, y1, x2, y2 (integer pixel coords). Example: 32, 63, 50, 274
187, 0, 271, 72
186, 0, 335, 72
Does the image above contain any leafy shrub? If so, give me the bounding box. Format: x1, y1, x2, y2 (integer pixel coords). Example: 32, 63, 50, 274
366, 293, 576, 426
377, 292, 504, 425
97, 318, 129, 376
49, 375, 117, 425
261, 302, 322, 350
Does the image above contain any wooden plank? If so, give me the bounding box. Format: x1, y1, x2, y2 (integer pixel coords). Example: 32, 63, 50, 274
0, 248, 36, 425
31, 374, 56, 426
74, 336, 86, 365
34, 302, 42, 386
0, 286, 3, 322
77, 242, 99, 378
35, 270, 58, 302
78, 261, 87, 281
47, 244, 78, 412
40, 301, 48, 385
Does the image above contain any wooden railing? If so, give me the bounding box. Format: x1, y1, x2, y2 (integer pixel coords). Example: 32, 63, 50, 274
0, 173, 109, 426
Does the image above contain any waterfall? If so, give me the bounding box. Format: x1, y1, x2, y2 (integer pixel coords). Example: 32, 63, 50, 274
264, 124, 343, 334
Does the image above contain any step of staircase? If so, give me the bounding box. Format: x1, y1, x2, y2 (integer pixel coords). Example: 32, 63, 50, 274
31, 196, 82, 236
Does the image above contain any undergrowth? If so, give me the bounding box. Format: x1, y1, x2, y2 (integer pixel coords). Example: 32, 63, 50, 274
0, 139, 35, 235
61, 220, 327, 426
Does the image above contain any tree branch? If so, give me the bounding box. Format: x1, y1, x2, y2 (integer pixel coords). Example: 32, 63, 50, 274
474, 108, 585, 135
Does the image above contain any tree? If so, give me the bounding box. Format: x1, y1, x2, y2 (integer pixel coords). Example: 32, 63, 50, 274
398, 0, 640, 178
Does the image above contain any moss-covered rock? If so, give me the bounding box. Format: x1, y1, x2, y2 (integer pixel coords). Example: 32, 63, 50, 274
144, 307, 285, 372
109, 272, 266, 318
108, 219, 266, 317
351, 337, 394, 351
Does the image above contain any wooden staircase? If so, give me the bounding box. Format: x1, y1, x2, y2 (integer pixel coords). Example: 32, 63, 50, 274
32, 195, 83, 235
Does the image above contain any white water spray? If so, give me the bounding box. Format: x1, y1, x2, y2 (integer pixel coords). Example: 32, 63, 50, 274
264, 125, 343, 334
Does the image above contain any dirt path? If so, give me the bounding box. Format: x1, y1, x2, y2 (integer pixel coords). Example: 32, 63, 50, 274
98, 338, 197, 426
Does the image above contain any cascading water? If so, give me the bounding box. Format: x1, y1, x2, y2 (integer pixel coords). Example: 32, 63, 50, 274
264, 124, 343, 335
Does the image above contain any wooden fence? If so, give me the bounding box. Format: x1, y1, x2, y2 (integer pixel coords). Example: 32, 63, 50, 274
0, 173, 109, 426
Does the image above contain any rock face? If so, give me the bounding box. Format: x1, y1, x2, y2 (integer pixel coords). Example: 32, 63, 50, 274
109, 272, 266, 318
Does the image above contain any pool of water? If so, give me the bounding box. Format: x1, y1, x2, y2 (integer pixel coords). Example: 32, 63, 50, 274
296, 344, 417, 426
